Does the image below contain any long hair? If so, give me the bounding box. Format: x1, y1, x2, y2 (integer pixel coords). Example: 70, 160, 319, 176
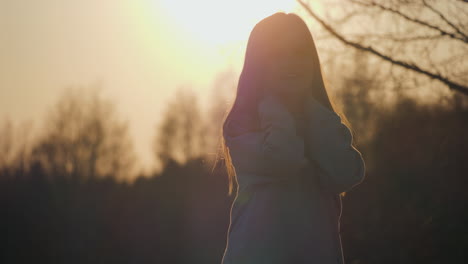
216, 12, 353, 196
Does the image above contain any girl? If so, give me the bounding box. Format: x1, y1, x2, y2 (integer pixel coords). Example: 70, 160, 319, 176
220, 12, 366, 264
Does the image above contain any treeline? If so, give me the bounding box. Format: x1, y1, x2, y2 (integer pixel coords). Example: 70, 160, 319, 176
2, 72, 468, 263
0, 83, 231, 264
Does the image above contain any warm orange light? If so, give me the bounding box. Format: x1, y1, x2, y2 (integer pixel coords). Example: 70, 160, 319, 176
157, 0, 298, 46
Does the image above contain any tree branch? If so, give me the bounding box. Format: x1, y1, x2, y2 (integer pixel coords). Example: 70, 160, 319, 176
345, 33, 445, 42
422, 0, 468, 42
296, 0, 468, 96
348, 0, 467, 44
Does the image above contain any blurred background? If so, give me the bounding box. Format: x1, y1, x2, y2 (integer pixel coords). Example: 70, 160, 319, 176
1, 0, 467, 263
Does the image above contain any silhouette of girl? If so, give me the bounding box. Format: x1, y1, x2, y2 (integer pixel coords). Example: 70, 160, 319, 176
219, 12, 366, 263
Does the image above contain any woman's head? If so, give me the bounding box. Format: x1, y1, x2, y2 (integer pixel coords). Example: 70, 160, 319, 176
227, 12, 334, 130
218, 12, 343, 196
254, 12, 317, 104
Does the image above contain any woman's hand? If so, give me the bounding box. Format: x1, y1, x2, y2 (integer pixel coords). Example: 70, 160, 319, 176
303, 96, 366, 194
267, 81, 306, 116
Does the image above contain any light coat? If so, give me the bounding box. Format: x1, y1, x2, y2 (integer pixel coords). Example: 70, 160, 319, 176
221, 94, 366, 264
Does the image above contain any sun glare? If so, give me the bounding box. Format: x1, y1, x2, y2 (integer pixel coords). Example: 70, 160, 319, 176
157, 0, 298, 46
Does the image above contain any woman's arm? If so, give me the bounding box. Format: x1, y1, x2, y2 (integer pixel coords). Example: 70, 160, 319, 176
223, 94, 309, 179
304, 96, 366, 194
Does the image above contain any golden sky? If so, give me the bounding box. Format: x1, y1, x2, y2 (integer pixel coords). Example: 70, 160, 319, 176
2, 0, 457, 175
0, 0, 302, 174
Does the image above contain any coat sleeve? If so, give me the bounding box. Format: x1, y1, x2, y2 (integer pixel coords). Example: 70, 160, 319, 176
223, 94, 309, 179
304, 96, 366, 194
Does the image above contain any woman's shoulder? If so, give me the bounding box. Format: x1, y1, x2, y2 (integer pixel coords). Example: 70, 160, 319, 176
305, 96, 340, 122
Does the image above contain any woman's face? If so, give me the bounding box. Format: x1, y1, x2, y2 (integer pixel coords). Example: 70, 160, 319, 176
263, 30, 314, 108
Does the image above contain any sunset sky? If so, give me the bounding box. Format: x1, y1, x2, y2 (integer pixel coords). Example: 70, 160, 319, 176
0, 0, 311, 174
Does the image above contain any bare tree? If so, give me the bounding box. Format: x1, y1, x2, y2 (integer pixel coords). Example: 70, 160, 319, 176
332, 47, 386, 146
153, 86, 208, 169
297, 0, 468, 100
0, 118, 35, 176
31, 84, 136, 181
